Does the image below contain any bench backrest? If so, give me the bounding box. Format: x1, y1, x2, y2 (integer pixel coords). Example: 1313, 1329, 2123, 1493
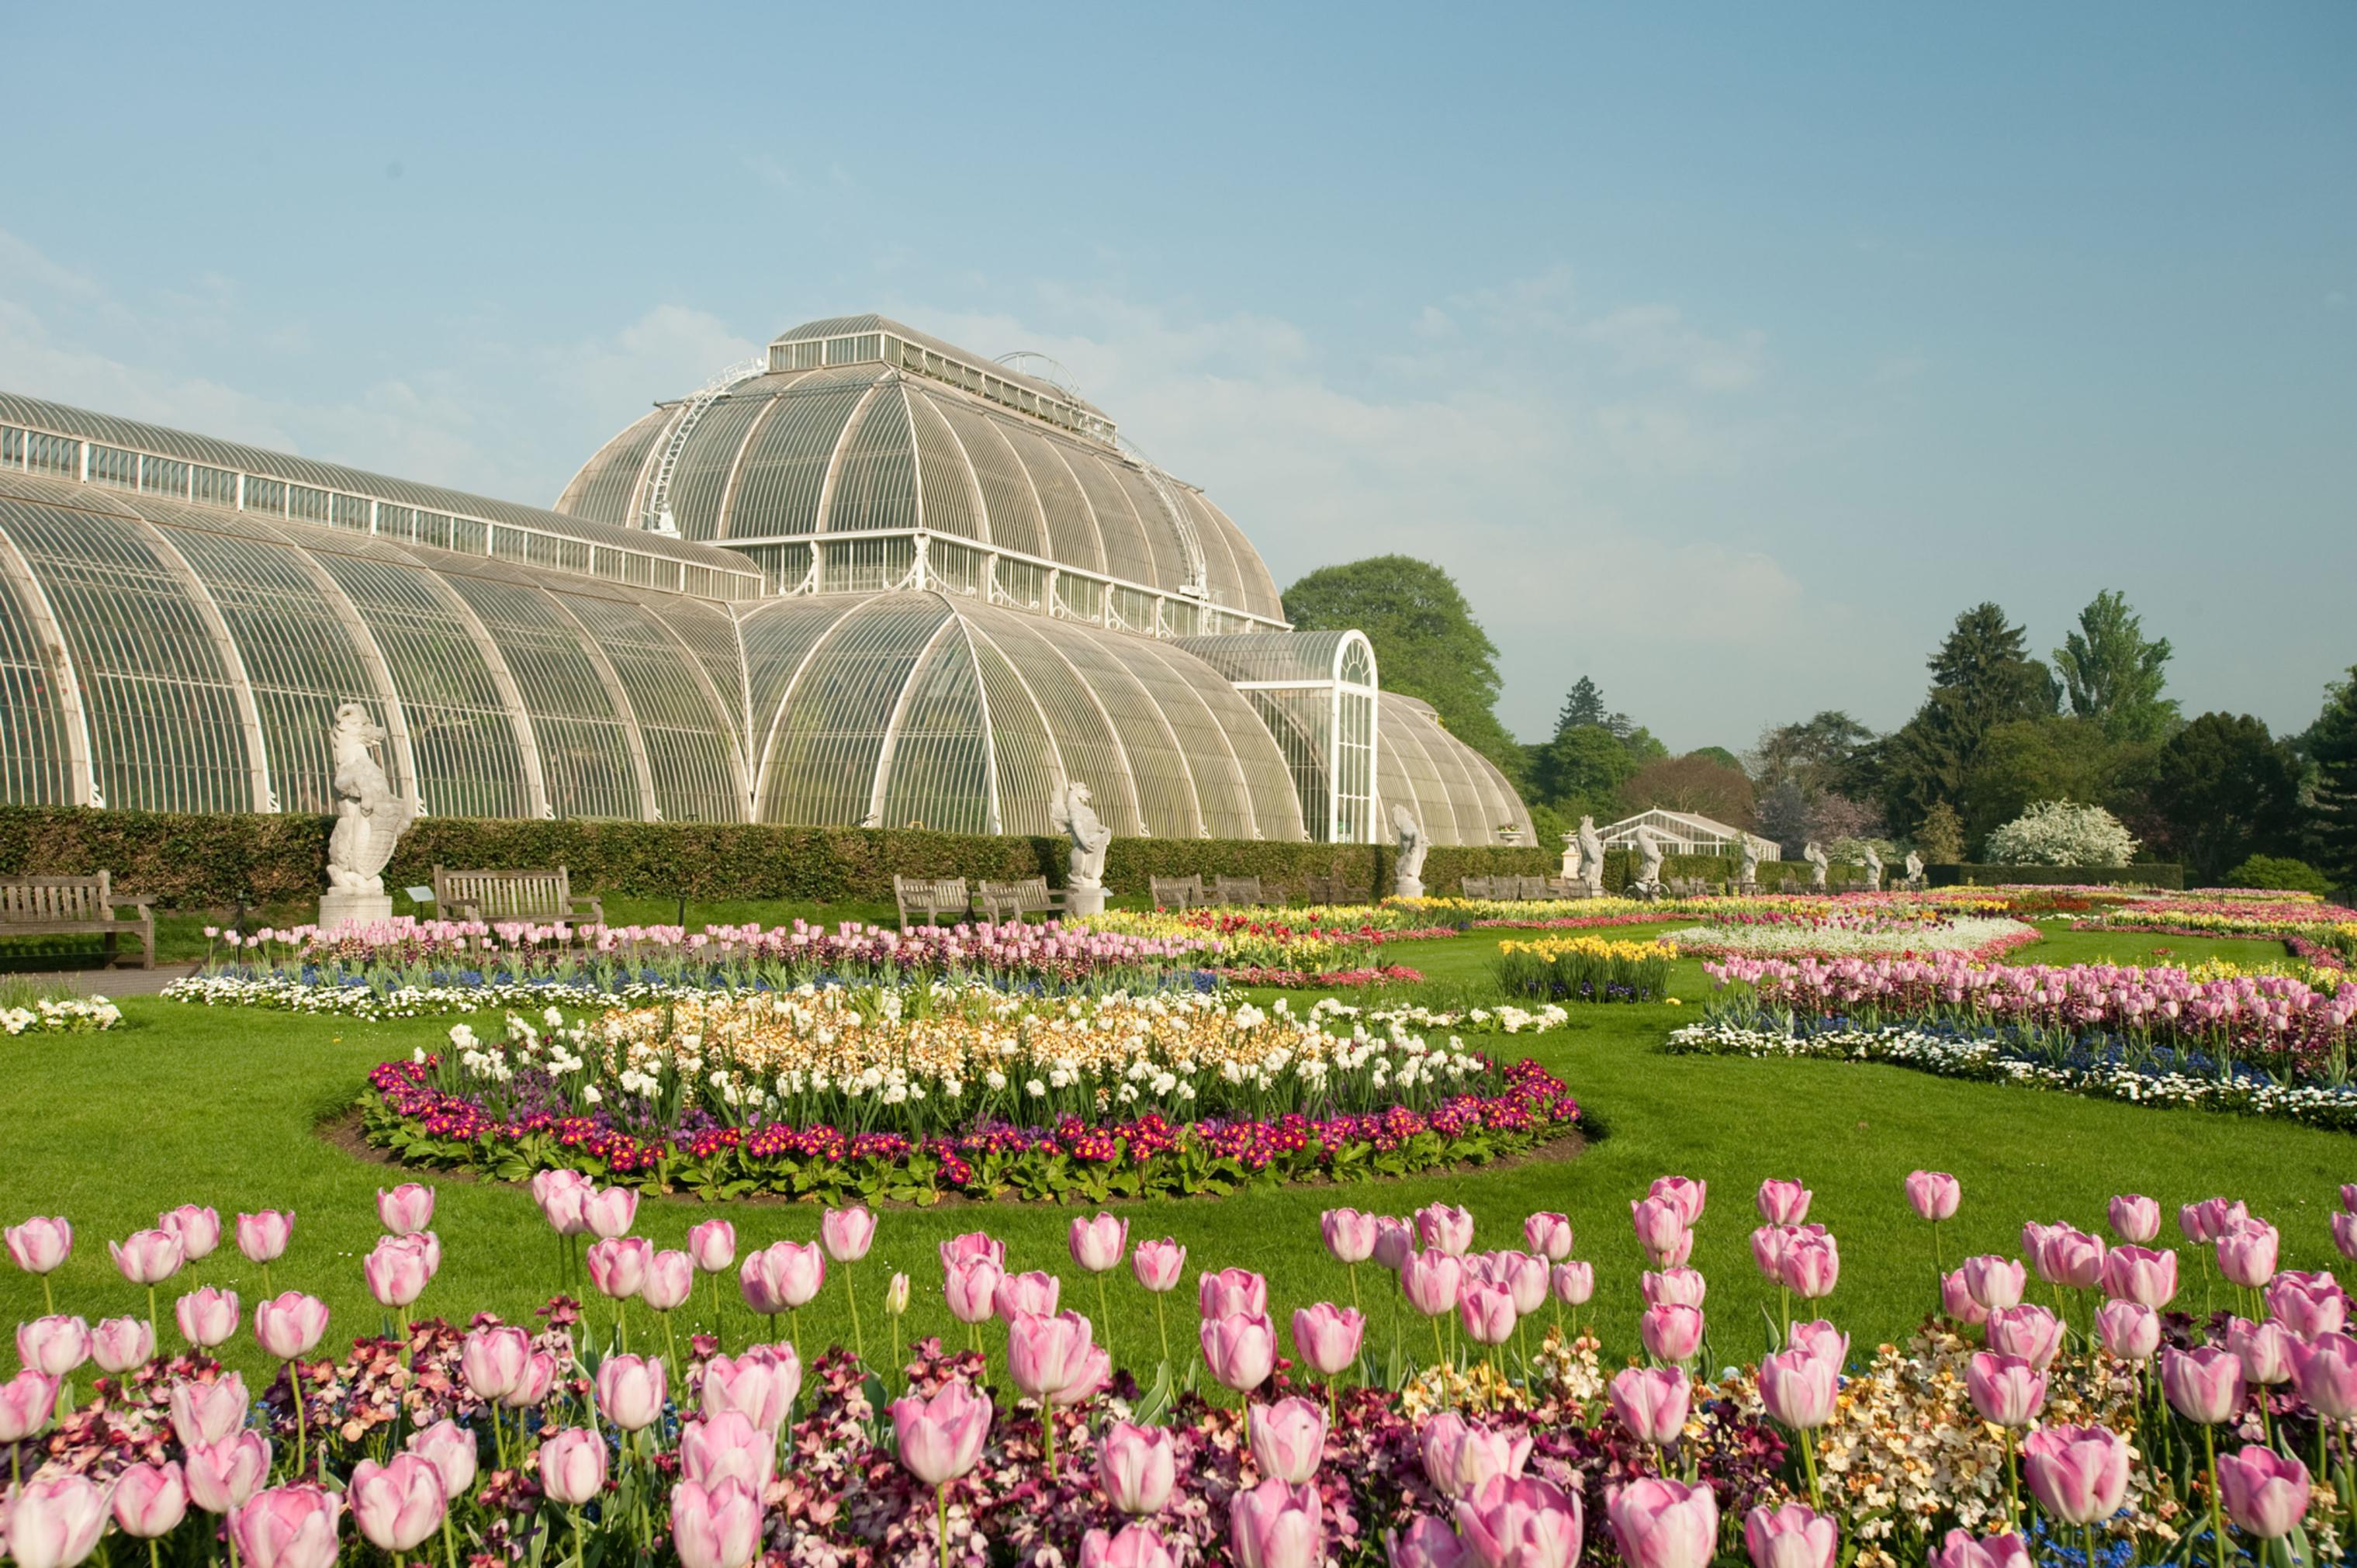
1213, 875, 1262, 905
1460, 876, 1493, 899
894, 875, 971, 924
1149, 874, 1204, 909
978, 877, 1053, 919
0, 872, 113, 923
434, 864, 573, 920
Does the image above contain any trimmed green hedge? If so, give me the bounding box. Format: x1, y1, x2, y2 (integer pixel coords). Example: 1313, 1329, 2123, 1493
1926, 862, 2185, 890
0, 805, 1556, 912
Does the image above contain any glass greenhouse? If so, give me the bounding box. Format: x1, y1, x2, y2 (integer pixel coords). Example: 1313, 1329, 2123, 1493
0, 317, 1532, 845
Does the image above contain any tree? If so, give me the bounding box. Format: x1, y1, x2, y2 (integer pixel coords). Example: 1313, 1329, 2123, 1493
1959, 716, 2134, 846
1530, 725, 1641, 820
1880, 604, 2058, 826
1555, 677, 1608, 732
2304, 667, 2357, 884
1623, 755, 1757, 828
1808, 793, 1884, 846
2144, 713, 2303, 882
1749, 711, 1878, 797
2226, 854, 2331, 895
1984, 801, 2140, 866
2053, 590, 2181, 744
1283, 556, 1523, 781
1912, 801, 1965, 864
1686, 745, 1743, 771
1756, 778, 1812, 857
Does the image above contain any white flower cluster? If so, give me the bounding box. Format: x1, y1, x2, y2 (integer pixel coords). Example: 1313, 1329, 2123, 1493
1981, 800, 2141, 867
1665, 915, 2035, 959
0, 995, 123, 1034
1303, 997, 1573, 1035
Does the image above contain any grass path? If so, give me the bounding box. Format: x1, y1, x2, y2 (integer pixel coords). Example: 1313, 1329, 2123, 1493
1, 924, 2345, 1386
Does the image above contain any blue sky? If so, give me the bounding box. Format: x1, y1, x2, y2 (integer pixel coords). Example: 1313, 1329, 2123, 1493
2, 2, 2350, 753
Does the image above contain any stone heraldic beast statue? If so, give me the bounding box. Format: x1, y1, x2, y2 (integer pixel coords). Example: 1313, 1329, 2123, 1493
323, 701, 416, 927
1804, 840, 1830, 892
1050, 780, 1112, 890
1628, 824, 1668, 901
1390, 805, 1428, 900
1577, 815, 1605, 898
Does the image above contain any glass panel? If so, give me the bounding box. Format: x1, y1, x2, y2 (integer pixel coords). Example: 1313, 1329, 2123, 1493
876, 632, 988, 833
728, 384, 868, 539
905, 394, 982, 542
661, 394, 773, 541
756, 596, 949, 826
438, 573, 638, 820
0, 535, 72, 804
555, 407, 670, 524
931, 401, 1047, 558
558, 593, 741, 824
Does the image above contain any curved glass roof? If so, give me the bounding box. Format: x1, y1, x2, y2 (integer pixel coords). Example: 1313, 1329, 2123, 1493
1376, 694, 1534, 846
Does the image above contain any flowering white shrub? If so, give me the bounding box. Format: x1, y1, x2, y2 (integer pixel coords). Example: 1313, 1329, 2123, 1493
1981, 799, 2139, 866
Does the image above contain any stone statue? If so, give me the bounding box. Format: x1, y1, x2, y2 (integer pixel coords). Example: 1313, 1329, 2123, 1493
1391, 805, 1428, 899
1861, 845, 1884, 892
1577, 815, 1605, 898
322, 701, 415, 928
1559, 832, 1583, 883
1736, 835, 1762, 892
1804, 840, 1830, 891
1628, 825, 1668, 901
1050, 780, 1113, 915
1904, 851, 1926, 891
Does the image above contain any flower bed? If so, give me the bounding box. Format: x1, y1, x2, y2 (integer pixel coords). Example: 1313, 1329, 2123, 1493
2073, 896, 2357, 943
1493, 936, 1675, 1004
360, 988, 1582, 1199
1077, 910, 1414, 971
1662, 912, 2039, 962
0, 995, 123, 1034
1214, 964, 1427, 990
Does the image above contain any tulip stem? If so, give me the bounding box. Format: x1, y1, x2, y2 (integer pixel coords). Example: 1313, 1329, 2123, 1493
1431, 1315, 1448, 1379
571, 1506, 588, 1568
443, 1514, 460, 1568
845, 1259, 864, 1359
1347, 1262, 1361, 1315
709, 1270, 723, 1345
1094, 1275, 1113, 1373
41, 1274, 54, 1316
791, 1307, 803, 1366
287, 1358, 306, 1476
2204, 1423, 2227, 1568
1043, 1403, 1058, 1477
936, 1483, 950, 1568
147, 1284, 157, 1341
150, 1541, 161, 1568
2002, 1426, 2020, 1527
1798, 1426, 1822, 1511
2084, 1524, 2099, 1568
1153, 1290, 1171, 1371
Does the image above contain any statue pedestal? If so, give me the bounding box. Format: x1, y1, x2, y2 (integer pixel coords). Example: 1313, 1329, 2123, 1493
1064, 885, 1107, 919
319, 890, 393, 931
1392, 877, 1424, 901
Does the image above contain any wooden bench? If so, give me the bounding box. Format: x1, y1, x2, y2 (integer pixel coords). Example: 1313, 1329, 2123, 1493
1459, 876, 1494, 899
431, 864, 604, 926
1212, 875, 1265, 907
1292, 871, 1355, 905
976, 877, 1066, 922
893, 876, 971, 929
1149, 874, 1206, 910
0, 873, 154, 968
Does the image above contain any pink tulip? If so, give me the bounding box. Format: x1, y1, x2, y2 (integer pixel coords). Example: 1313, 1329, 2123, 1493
185, 1433, 274, 1514
112, 1460, 189, 1539
109, 1227, 185, 1286
1642, 1267, 1707, 1310
237, 1210, 294, 1265
687, 1217, 736, 1273
1778, 1233, 1840, 1300
1421, 1411, 1535, 1499
2217, 1220, 2279, 1289
1521, 1212, 1574, 1262
2265, 1271, 2345, 1338
1743, 1502, 1838, 1568
2020, 1424, 2129, 1526
175, 1285, 241, 1348
1085, 1522, 1178, 1568
15, 1315, 89, 1379
2190, 1197, 2250, 1244
1415, 1203, 1476, 1256
405, 1420, 479, 1499
375, 1184, 434, 1236
1249, 1395, 1327, 1483
531, 1170, 593, 1236
1323, 1209, 1378, 1265
1551, 1261, 1594, 1307
1009, 1310, 1095, 1400
1958, 1255, 2024, 1312
995, 1269, 1062, 1323
587, 1236, 652, 1300
670, 1478, 763, 1568
597, 1353, 667, 1431
821, 1205, 877, 1264
1199, 1267, 1268, 1321
940, 1231, 1004, 1272
1608, 1365, 1691, 1445
2213, 1445, 2309, 1539
1231, 1477, 1322, 1568
1459, 1282, 1517, 1347
1389, 1516, 1469, 1568
1629, 1197, 1688, 1265
1985, 1304, 2064, 1370
741, 1239, 824, 1313
0, 1369, 57, 1443
2290, 1331, 2357, 1420
460, 1326, 530, 1400
2334, 1213, 2357, 1262
943, 1255, 1005, 1324
1941, 1269, 1989, 1327
1905, 1171, 1961, 1223
1757, 1180, 1812, 1225
2094, 1301, 2160, 1363
1070, 1213, 1127, 1273
7, 1473, 109, 1568
1760, 1347, 1838, 1429
1497, 1251, 1549, 1317
502, 1350, 556, 1411
538, 1427, 609, 1504
2100, 1246, 2176, 1308
1372, 1217, 1416, 1271
1401, 1250, 1464, 1317
1648, 1176, 1708, 1226
1133, 1238, 1185, 1292
1607, 1476, 1720, 1568
701, 1345, 801, 1431
227, 1485, 341, 1568
1201, 1311, 1277, 1393
1098, 1420, 1177, 1514
1927, 1530, 2032, 1568
90, 1315, 154, 1374
1965, 1352, 2045, 1427
363, 1235, 430, 1307
891, 1380, 994, 1487
1455, 1473, 1585, 1568
5, 1216, 72, 1275
2040, 1228, 2106, 1291
1639, 1303, 1704, 1365
160, 1204, 221, 1260
170, 1371, 249, 1447
580, 1184, 637, 1240
643, 1249, 695, 1313
681, 1411, 774, 1492
2106, 1194, 2159, 1244
349, 1453, 447, 1553
253, 1293, 328, 1362
1788, 1319, 1849, 1371
2161, 1345, 2245, 1424
1291, 1303, 1366, 1376
2344, 1184, 2357, 1215
2227, 1317, 2294, 1386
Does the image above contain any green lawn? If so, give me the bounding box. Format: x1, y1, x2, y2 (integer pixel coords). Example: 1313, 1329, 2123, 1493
2, 924, 2344, 1389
